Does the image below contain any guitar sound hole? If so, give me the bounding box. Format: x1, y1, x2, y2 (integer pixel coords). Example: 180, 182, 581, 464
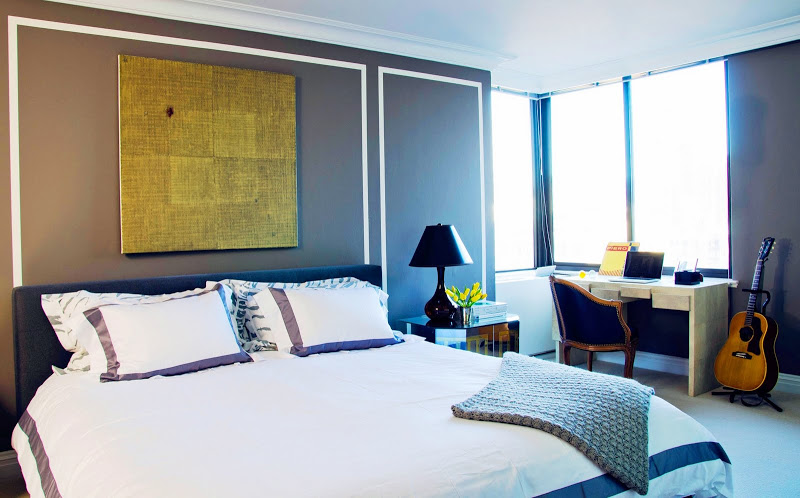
738, 325, 754, 342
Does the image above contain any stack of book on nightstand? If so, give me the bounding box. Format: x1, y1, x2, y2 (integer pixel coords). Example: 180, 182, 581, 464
471, 300, 508, 321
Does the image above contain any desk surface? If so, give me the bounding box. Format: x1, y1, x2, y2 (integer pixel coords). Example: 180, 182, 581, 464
554, 274, 738, 290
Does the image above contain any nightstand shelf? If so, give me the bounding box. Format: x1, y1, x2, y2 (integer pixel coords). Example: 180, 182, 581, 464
398, 314, 520, 357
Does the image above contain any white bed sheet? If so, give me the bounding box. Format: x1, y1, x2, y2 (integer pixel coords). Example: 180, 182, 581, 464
13, 340, 732, 497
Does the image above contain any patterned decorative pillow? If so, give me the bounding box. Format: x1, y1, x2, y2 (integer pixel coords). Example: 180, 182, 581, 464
41, 282, 226, 373
51, 348, 92, 376
213, 277, 388, 352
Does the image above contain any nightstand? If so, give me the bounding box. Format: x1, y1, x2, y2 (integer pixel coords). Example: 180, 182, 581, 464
398, 314, 520, 357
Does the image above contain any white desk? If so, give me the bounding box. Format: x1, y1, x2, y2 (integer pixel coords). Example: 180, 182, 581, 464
551, 275, 737, 396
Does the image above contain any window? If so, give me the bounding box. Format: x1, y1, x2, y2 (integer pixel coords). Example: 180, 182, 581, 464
630, 63, 728, 269
491, 91, 535, 271
550, 83, 627, 263
546, 61, 729, 270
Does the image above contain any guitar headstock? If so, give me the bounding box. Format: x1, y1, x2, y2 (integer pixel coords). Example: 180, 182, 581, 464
758, 237, 776, 262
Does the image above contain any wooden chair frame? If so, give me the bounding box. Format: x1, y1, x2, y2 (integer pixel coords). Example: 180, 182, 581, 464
549, 276, 639, 378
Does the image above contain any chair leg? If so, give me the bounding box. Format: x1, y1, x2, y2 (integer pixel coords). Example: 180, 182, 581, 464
623, 349, 635, 378
562, 344, 571, 367
587, 351, 593, 372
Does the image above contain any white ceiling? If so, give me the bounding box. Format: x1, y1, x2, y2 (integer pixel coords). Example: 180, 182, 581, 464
50, 0, 800, 93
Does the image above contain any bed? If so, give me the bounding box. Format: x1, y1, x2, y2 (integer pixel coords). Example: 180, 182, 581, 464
11, 264, 733, 497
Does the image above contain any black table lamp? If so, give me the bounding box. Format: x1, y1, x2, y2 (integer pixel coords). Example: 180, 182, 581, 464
409, 224, 473, 321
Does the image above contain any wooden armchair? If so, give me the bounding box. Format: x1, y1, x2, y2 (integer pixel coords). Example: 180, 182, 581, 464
548, 276, 639, 378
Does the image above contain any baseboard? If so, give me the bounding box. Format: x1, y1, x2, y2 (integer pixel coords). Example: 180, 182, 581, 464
0, 450, 21, 480
775, 373, 800, 394
597, 351, 800, 394
596, 351, 689, 376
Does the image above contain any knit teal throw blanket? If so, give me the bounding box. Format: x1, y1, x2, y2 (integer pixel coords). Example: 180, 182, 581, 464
452, 352, 654, 495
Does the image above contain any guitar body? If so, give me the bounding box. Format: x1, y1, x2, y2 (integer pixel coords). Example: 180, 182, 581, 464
714, 311, 780, 392
762, 316, 780, 393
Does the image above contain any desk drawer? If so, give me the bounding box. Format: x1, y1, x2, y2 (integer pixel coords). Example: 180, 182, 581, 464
652, 294, 691, 311
591, 288, 620, 301
620, 287, 651, 299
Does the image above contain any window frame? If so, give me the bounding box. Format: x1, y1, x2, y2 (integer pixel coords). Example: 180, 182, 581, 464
537, 61, 731, 278
490, 89, 538, 273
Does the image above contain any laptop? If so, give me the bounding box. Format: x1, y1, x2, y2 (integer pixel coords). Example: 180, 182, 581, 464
608, 251, 664, 283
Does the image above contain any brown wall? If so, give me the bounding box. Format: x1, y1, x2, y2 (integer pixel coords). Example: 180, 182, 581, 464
728, 40, 800, 376
0, 0, 493, 449
17, 26, 365, 281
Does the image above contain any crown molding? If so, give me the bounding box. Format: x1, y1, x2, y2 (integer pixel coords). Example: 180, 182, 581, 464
45, 0, 512, 69
44, 2, 800, 93
494, 14, 800, 94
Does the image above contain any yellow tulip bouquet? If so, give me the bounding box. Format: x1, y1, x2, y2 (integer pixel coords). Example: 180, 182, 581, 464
445, 282, 487, 308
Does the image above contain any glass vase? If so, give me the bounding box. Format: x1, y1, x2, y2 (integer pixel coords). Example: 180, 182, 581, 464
457, 306, 473, 326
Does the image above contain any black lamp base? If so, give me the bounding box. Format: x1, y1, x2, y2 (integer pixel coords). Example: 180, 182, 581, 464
425, 266, 455, 321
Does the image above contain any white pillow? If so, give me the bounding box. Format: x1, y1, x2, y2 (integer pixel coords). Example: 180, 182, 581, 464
72, 284, 251, 381
41, 282, 225, 353
251, 286, 398, 356
214, 277, 388, 352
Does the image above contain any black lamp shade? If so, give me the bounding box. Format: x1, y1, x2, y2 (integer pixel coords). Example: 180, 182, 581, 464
409, 224, 473, 268
409, 224, 473, 322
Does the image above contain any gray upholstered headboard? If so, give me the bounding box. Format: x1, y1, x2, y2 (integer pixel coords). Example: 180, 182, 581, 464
12, 264, 382, 418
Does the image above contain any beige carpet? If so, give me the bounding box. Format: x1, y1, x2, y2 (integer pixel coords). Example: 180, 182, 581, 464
581, 358, 800, 497
2, 359, 798, 497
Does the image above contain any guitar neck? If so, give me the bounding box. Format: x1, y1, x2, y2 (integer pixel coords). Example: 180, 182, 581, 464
744, 260, 764, 325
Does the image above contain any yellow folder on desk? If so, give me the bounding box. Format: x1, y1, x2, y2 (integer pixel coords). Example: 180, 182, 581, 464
598, 242, 640, 276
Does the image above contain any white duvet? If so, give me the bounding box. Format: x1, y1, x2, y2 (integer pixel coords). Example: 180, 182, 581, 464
13, 339, 732, 497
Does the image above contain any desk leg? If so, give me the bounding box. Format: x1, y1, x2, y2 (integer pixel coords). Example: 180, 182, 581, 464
552, 300, 561, 362
688, 285, 729, 396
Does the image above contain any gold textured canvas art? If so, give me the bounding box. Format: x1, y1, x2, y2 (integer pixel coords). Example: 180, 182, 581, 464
118, 55, 297, 253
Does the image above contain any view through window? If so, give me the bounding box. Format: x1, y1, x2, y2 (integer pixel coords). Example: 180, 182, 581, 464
550, 83, 627, 263
630, 62, 729, 269
548, 62, 729, 269
491, 91, 535, 271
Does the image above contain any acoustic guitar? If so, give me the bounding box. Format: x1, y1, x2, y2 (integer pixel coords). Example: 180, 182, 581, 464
714, 237, 779, 393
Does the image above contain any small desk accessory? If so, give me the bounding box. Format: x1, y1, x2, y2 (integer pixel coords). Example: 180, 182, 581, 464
608, 251, 664, 283
598, 242, 640, 276
674, 271, 703, 285
675, 258, 702, 285
534, 265, 556, 277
